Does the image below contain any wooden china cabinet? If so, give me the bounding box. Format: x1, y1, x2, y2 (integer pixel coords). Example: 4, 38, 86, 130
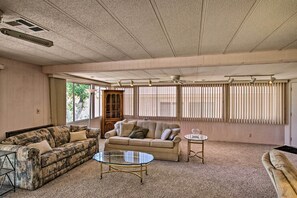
101, 90, 124, 138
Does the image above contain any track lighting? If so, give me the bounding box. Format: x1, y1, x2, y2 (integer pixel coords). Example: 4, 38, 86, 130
250, 77, 256, 84
269, 76, 276, 84
117, 81, 122, 87
148, 79, 152, 86
130, 80, 134, 87
225, 74, 276, 84
228, 77, 234, 84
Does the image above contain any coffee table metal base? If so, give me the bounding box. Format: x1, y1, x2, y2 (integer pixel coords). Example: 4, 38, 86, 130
100, 163, 149, 184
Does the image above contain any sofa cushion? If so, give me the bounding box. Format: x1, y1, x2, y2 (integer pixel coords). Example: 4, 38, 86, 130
41, 139, 96, 167
136, 121, 156, 138
161, 129, 172, 140
129, 138, 153, 147
109, 137, 130, 145
168, 128, 180, 140
28, 140, 52, 155
119, 123, 135, 137
47, 126, 70, 147
129, 126, 149, 139
155, 123, 180, 139
114, 120, 127, 136
1, 128, 56, 148
150, 139, 174, 148
70, 131, 87, 142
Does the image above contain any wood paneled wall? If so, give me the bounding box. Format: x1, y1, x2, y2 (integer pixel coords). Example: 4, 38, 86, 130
0, 57, 50, 141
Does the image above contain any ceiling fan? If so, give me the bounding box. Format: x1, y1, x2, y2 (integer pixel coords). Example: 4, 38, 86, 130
159, 75, 191, 84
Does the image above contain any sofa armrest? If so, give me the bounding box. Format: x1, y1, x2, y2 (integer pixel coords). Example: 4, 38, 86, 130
173, 136, 181, 143
87, 128, 101, 138
105, 129, 117, 139
0, 144, 41, 190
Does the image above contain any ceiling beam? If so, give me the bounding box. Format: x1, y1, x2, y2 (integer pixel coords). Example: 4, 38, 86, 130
42, 49, 297, 74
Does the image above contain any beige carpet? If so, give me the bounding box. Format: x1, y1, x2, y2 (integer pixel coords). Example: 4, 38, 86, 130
5, 140, 296, 198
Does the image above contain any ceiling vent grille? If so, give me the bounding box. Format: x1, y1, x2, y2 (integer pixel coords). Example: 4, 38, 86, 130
4, 17, 47, 33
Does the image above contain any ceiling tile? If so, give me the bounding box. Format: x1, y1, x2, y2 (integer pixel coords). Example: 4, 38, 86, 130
48, 0, 151, 59
101, 0, 173, 58
200, 0, 256, 54
154, 0, 202, 56
255, 13, 297, 51
226, 0, 297, 53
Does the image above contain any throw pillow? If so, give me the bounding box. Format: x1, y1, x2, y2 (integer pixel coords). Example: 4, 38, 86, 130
168, 128, 180, 140
28, 140, 52, 155
70, 130, 87, 142
129, 126, 149, 139
119, 123, 135, 137
114, 119, 127, 136
161, 129, 172, 140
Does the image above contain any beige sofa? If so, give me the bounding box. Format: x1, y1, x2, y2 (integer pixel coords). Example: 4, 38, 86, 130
104, 120, 181, 161
262, 150, 297, 198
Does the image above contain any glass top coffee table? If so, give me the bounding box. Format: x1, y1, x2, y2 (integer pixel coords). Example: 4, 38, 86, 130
184, 134, 208, 163
93, 151, 154, 184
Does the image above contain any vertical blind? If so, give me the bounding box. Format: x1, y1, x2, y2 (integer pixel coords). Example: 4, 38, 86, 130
229, 82, 286, 124
181, 85, 224, 121
138, 86, 176, 118
116, 87, 134, 116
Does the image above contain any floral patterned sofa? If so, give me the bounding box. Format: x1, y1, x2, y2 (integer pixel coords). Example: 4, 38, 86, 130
0, 125, 100, 190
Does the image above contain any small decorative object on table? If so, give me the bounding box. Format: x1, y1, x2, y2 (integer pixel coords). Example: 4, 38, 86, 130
0, 150, 16, 196
191, 128, 202, 138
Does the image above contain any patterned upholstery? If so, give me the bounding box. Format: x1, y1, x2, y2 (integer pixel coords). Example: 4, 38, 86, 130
0, 125, 100, 190
1, 128, 56, 148
70, 125, 100, 138
47, 126, 70, 147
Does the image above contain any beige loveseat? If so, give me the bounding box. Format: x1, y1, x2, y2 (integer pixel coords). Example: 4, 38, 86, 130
104, 120, 181, 161
262, 150, 297, 198
0, 125, 100, 190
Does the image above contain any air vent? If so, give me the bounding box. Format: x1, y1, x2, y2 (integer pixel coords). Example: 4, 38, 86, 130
5, 21, 21, 26
4, 17, 47, 33
16, 19, 34, 27
29, 27, 43, 32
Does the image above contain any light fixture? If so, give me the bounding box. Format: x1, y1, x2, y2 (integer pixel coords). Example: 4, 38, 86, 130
117, 81, 122, 87
130, 80, 134, 87
148, 79, 152, 86
225, 74, 276, 84
250, 77, 256, 84
0, 64, 4, 70
228, 77, 234, 84
269, 76, 276, 84
0, 28, 53, 47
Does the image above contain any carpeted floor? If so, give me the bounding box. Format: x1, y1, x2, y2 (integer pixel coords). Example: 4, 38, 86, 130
5, 140, 297, 198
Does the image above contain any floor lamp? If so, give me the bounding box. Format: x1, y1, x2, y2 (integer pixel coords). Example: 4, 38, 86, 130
87, 88, 97, 128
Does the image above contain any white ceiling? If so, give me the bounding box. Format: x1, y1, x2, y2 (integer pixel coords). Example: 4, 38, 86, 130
1, 0, 297, 82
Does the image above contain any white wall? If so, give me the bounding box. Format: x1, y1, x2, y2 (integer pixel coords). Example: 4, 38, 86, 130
0, 57, 51, 140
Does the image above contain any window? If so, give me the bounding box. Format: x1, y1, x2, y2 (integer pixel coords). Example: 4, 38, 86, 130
94, 86, 104, 118
116, 87, 134, 116
66, 82, 90, 123
138, 86, 176, 118
229, 82, 286, 124
181, 85, 224, 121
